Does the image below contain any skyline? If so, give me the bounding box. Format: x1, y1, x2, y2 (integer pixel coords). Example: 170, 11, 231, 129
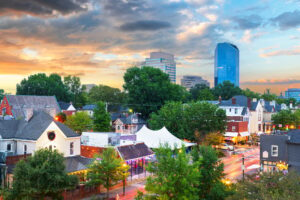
0, 0, 300, 94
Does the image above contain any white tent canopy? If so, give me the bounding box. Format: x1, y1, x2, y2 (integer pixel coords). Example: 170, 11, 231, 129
136, 126, 195, 149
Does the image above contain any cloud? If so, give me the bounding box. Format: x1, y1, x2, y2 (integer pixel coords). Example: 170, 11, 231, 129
241, 79, 300, 85
241, 30, 265, 43
120, 20, 171, 31
260, 46, 300, 57
272, 10, 300, 29
0, 0, 89, 16
232, 14, 262, 29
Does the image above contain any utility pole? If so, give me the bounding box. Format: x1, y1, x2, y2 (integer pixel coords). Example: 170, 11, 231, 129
242, 154, 245, 181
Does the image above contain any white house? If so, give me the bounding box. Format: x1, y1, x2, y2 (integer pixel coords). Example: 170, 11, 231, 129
0, 111, 80, 157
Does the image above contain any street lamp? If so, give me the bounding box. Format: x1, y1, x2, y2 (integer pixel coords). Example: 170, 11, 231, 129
122, 163, 127, 196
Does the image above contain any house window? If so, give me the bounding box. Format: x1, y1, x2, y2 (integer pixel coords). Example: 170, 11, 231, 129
117, 126, 120, 130
258, 124, 261, 131
70, 142, 74, 155
234, 108, 238, 114
24, 145, 27, 155
229, 108, 232, 112
258, 111, 262, 121
271, 145, 278, 157
7, 144, 11, 151
232, 126, 236, 131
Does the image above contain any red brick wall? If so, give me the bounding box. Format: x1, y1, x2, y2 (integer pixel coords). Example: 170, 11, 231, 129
6, 154, 31, 165
0, 96, 13, 116
227, 121, 248, 132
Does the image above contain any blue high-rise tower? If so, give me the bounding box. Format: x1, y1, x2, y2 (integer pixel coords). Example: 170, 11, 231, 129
214, 42, 239, 87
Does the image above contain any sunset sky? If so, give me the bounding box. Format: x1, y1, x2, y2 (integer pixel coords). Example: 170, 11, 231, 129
0, 0, 299, 94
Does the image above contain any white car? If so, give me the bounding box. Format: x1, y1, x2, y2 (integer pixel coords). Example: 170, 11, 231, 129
219, 143, 234, 151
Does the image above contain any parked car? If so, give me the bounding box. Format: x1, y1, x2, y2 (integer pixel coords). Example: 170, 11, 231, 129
215, 143, 234, 151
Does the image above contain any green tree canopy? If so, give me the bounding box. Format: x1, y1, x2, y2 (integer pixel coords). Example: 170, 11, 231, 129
228, 171, 300, 200
8, 149, 78, 199
88, 84, 127, 104
145, 146, 200, 200
192, 146, 233, 200
241, 88, 261, 99
87, 147, 129, 199
65, 111, 93, 134
0, 89, 4, 101
123, 67, 189, 119
272, 110, 300, 130
149, 101, 226, 141
190, 84, 215, 101
16, 73, 70, 102
93, 101, 111, 132
212, 81, 242, 100
64, 75, 87, 108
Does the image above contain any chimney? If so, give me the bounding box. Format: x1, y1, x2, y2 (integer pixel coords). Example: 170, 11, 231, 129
253, 98, 257, 102
232, 97, 236, 105
247, 98, 252, 109
218, 96, 222, 104
24, 108, 33, 121
290, 101, 293, 109
46, 107, 57, 117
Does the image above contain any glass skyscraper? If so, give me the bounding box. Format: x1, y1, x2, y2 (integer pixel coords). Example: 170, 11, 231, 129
285, 88, 300, 102
214, 42, 239, 87
144, 52, 176, 83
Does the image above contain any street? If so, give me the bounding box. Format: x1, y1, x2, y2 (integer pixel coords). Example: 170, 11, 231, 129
84, 146, 260, 200
223, 146, 260, 181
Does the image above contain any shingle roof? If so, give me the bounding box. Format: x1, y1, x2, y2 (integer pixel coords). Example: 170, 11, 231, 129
117, 143, 154, 160
82, 104, 96, 110
64, 156, 92, 173
58, 101, 71, 110
287, 130, 300, 144
6, 95, 61, 119
0, 111, 78, 140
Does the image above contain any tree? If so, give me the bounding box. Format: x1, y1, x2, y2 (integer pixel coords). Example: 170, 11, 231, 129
0, 89, 4, 101
87, 147, 129, 199
203, 132, 224, 146
64, 75, 87, 108
145, 146, 200, 200
272, 110, 296, 130
16, 73, 70, 102
93, 101, 111, 132
55, 112, 67, 123
241, 88, 261, 99
88, 85, 127, 109
123, 67, 189, 119
190, 84, 215, 101
261, 89, 277, 101
191, 146, 233, 200
65, 112, 93, 134
228, 171, 300, 200
212, 81, 242, 100
8, 149, 78, 199
149, 102, 227, 141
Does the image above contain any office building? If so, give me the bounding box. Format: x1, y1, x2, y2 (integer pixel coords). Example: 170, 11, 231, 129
143, 52, 176, 83
285, 88, 300, 102
214, 42, 239, 87
181, 75, 210, 90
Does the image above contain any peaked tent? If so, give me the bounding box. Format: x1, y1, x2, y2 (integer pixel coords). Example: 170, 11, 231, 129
136, 126, 195, 149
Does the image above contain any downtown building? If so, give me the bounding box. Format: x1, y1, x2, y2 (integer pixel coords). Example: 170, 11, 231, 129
285, 88, 300, 102
143, 52, 176, 83
214, 42, 239, 87
181, 75, 210, 90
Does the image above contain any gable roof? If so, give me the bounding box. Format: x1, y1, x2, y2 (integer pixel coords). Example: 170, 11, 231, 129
117, 143, 154, 160
5, 95, 61, 119
58, 101, 71, 110
0, 111, 78, 140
